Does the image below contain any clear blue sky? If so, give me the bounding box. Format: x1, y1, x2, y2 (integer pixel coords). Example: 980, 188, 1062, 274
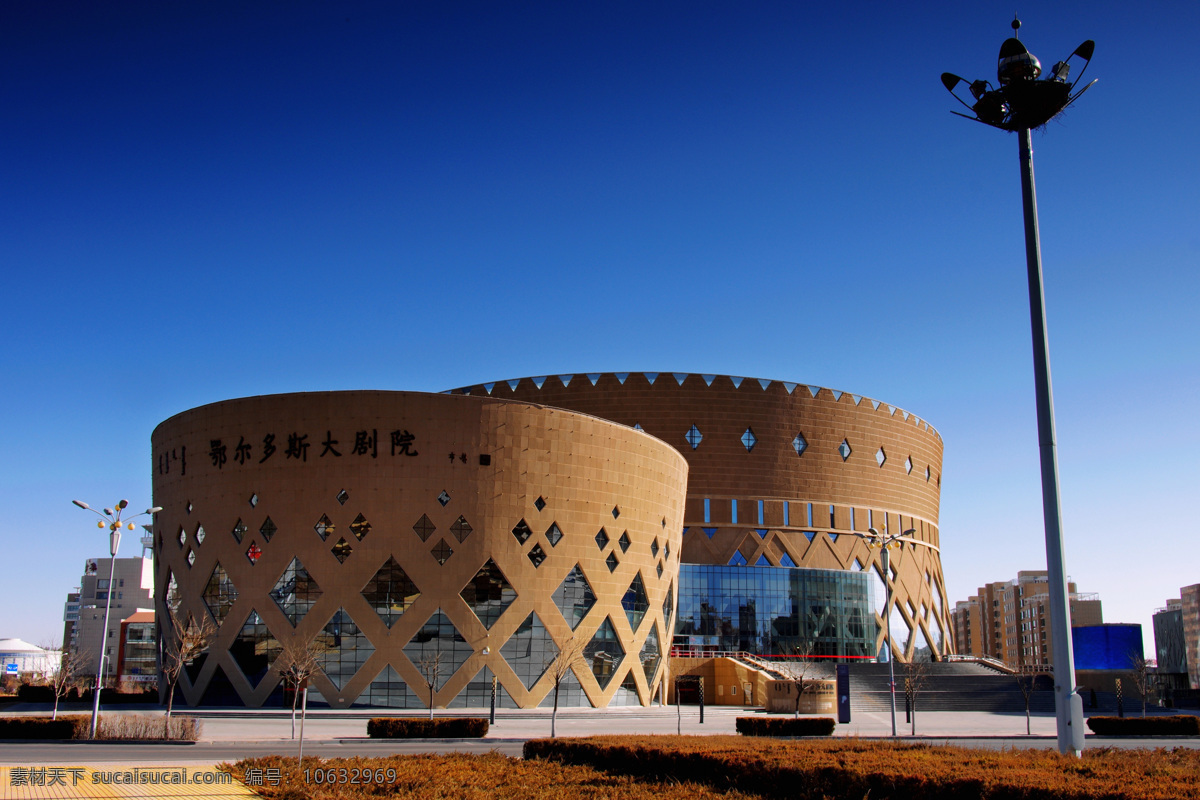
2, 1, 1197, 656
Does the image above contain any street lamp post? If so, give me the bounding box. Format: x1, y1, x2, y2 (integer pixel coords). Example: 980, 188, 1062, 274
481, 645, 496, 725
850, 527, 940, 737
941, 18, 1096, 757
72, 499, 161, 740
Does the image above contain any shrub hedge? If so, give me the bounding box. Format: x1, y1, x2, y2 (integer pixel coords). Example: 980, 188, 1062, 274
15, 685, 158, 704
1087, 715, 1200, 736
735, 716, 835, 737
0, 713, 199, 741
366, 717, 488, 739
0, 715, 89, 739
523, 735, 1200, 800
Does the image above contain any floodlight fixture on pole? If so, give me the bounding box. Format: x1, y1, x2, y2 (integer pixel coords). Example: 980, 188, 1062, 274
71, 499, 161, 739
849, 526, 938, 737
940, 18, 1094, 757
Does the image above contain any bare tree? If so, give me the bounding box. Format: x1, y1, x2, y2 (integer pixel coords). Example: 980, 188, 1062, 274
903, 655, 931, 735
274, 636, 322, 767
415, 649, 447, 721
1014, 672, 1039, 735
160, 611, 216, 739
774, 646, 820, 718
546, 635, 587, 738
1129, 655, 1156, 718
39, 642, 90, 721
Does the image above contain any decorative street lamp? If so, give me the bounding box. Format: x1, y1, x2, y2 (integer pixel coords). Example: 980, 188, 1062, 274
849, 526, 940, 737
72, 499, 161, 740
941, 18, 1096, 757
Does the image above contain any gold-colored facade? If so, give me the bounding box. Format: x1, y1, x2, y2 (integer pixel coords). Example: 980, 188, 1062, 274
449, 373, 951, 660
152, 391, 686, 708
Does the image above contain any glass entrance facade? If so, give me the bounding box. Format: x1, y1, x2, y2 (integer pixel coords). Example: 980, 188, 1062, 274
674, 565, 875, 659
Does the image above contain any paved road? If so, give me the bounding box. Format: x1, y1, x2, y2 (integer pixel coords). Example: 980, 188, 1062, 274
2, 705, 1196, 767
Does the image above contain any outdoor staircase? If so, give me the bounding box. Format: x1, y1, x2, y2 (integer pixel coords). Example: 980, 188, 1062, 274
847, 663, 1056, 713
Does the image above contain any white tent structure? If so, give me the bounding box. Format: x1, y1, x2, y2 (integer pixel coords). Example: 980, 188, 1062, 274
0, 639, 62, 678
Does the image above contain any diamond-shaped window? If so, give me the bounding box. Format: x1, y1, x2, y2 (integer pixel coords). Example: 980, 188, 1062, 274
164, 570, 181, 616
622, 572, 649, 631
260, 517, 277, 542
331, 537, 353, 563
178, 527, 186, 547
229, 610, 280, 689
246, 542, 262, 565
527, 544, 547, 568
585, 616, 625, 690
202, 563, 238, 624
502, 613, 557, 690
249, 494, 258, 508
336, 489, 349, 505
350, 514, 371, 541
685, 425, 703, 450
437, 490, 451, 507
926, 466, 932, 482
663, 581, 674, 630
511, 519, 532, 544
186, 549, 196, 566
595, 528, 609, 550
553, 564, 596, 630
905, 456, 914, 475
186, 501, 193, 514
195, 524, 206, 545
451, 515, 472, 543
793, 433, 808, 456
545, 522, 563, 547
314, 514, 335, 541
656, 562, 663, 578
838, 439, 852, 461
665, 542, 670, 560
606, 552, 619, 572
650, 538, 659, 557
741, 428, 757, 452
362, 557, 420, 628
271, 557, 321, 626
640, 623, 662, 685
431, 539, 453, 565
618, 532, 631, 552
534, 496, 546, 512
403, 610, 471, 693
316, 608, 374, 690
876, 447, 887, 467
612, 506, 620, 519
413, 514, 436, 542
461, 559, 517, 629
231, 519, 248, 543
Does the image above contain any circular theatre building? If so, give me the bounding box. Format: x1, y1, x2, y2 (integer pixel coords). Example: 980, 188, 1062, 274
447, 374, 950, 662
152, 391, 687, 708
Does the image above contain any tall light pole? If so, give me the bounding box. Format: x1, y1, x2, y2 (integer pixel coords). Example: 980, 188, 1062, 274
941, 19, 1095, 756
72, 499, 161, 739
850, 526, 940, 737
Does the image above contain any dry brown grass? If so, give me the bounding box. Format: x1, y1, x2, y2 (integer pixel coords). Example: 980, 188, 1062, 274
96, 712, 201, 741
229, 753, 757, 799
231, 737, 1200, 800
527, 735, 1200, 800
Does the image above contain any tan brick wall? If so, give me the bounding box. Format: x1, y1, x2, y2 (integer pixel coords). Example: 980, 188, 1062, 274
152, 391, 687, 708
450, 373, 951, 661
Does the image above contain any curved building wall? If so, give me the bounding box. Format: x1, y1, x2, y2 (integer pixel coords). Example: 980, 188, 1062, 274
447, 373, 951, 661
151, 391, 687, 708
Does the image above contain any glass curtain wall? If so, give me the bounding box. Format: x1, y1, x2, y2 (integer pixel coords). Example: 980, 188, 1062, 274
674, 565, 875, 659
